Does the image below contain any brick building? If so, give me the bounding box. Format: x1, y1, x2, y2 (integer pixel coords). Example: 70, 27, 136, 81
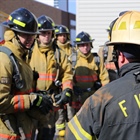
0, 0, 76, 43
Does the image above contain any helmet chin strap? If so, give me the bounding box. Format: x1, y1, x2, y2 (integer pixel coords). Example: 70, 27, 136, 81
112, 49, 119, 75
15, 33, 35, 51
14, 33, 35, 61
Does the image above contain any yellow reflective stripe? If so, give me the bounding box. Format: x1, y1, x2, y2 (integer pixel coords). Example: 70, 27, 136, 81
114, 20, 140, 31
9, 15, 12, 20
66, 92, 71, 97
36, 96, 42, 106
134, 21, 140, 29
38, 23, 41, 27
112, 23, 116, 31
56, 123, 65, 129
66, 28, 69, 32
13, 19, 26, 27
68, 121, 82, 140
74, 116, 92, 140
107, 26, 110, 31
52, 22, 55, 27
55, 29, 59, 32
76, 38, 81, 41
118, 21, 126, 30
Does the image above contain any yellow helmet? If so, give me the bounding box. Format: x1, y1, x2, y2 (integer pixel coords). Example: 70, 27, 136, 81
107, 11, 140, 45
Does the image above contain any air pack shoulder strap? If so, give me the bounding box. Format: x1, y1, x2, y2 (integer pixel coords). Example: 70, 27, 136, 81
52, 41, 61, 86
92, 52, 101, 76
103, 41, 109, 62
0, 46, 24, 89
68, 49, 78, 74
54, 46, 60, 81
92, 53, 100, 69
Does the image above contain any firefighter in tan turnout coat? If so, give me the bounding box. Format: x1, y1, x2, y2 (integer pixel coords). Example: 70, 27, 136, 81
0, 8, 53, 140
29, 15, 73, 140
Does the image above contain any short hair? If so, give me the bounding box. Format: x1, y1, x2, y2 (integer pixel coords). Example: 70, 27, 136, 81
114, 44, 140, 59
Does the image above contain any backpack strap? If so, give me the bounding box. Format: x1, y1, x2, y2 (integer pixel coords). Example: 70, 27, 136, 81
52, 41, 61, 86
92, 52, 100, 74
92, 52, 102, 90
69, 49, 78, 75
0, 46, 24, 89
103, 41, 109, 62
54, 47, 60, 81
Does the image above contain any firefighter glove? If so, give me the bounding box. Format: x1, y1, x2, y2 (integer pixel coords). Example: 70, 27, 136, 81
55, 88, 72, 105
30, 92, 53, 115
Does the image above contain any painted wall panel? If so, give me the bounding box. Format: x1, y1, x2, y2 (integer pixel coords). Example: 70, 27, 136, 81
77, 0, 140, 52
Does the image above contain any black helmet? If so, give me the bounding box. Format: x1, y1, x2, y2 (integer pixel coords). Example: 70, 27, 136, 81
106, 18, 118, 34
119, 10, 129, 16
74, 31, 94, 45
38, 15, 55, 32
55, 25, 69, 35
2, 7, 38, 34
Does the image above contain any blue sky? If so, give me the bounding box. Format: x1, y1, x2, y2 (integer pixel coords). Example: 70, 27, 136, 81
69, 0, 76, 14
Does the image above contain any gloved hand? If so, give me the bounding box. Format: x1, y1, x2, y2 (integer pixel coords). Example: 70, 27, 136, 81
55, 88, 72, 105
30, 92, 53, 115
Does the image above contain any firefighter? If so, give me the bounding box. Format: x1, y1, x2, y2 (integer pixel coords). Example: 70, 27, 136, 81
69, 31, 109, 115
29, 15, 73, 140
0, 7, 53, 140
54, 24, 75, 138
98, 18, 118, 82
54, 25, 73, 57
98, 11, 129, 82
65, 11, 140, 140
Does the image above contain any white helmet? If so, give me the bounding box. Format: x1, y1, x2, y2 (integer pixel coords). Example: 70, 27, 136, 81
107, 11, 140, 45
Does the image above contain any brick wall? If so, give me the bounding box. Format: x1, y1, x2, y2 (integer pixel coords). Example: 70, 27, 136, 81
0, 0, 75, 30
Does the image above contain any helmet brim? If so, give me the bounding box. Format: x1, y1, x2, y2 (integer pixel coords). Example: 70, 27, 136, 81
74, 39, 95, 45
106, 41, 140, 46
38, 29, 54, 32
106, 29, 110, 32
1, 22, 40, 35
1, 21, 9, 28
55, 32, 70, 35
11, 27, 40, 35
